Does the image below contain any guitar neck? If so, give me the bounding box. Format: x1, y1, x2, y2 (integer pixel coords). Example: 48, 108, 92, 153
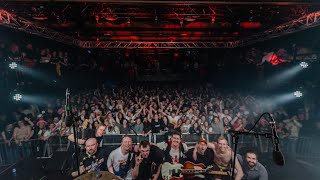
207, 170, 230, 176
181, 169, 206, 174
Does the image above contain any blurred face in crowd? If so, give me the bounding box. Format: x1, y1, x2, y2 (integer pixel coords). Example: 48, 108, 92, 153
121, 136, 133, 153
38, 121, 46, 129
80, 110, 85, 116
246, 152, 257, 168
85, 138, 98, 155
53, 117, 59, 123
96, 125, 106, 137
192, 116, 198, 121
104, 119, 109, 126
162, 116, 168, 123
93, 121, 100, 129
217, 138, 228, 153
171, 134, 181, 147
136, 118, 141, 124
18, 121, 25, 127
223, 109, 229, 115
139, 145, 151, 159
154, 114, 159, 121
223, 117, 229, 125
143, 117, 147, 122
49, 123, 55, 130
193, 123, 198, 128
61, 122, 66, 128
214, 117, 220, 124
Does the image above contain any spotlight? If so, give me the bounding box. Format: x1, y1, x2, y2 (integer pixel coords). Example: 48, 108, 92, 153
211, 16, 216, 24
9, 62, 18, 69
300, 62, 308, 68
180, 19, 183, 26
13, 94, 23, 101
293, 91, 302, 98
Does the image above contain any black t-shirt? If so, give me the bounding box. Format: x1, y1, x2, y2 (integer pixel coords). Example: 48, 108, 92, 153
161, 121, 174, 132
133, 145, 164, 179
143, 121, 152, 133
185, 148, 215, 167
151, 119, 163, 133
73, 147, 108, 176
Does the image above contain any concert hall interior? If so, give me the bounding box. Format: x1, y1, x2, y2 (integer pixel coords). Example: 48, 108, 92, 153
1, 0, 320, 180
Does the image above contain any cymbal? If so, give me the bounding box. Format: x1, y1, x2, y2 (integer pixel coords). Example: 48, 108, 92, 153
74, 171, 121, 180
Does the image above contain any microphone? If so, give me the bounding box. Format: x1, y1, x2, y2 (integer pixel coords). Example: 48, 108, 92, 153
269, 115, 285, 166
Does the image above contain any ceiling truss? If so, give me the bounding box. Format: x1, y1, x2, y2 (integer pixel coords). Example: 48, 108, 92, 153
0, 9, 80, 47
236, 11, 320, 47
1, 9, 320, 49
80, 41, 237, 48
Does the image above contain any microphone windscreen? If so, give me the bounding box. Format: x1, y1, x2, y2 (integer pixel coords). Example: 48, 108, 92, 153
273, 150, 285, 166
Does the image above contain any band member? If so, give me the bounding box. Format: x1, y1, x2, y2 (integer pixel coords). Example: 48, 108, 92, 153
131, 140, 164, 180
71, 138, 107, 177
186, 137, 214, 167
185, 137, 215, 180
237, 149, 268, 180
207, 136, 244, 180
107, 135, 134, 179
157, 131, 188, 164
68, 124, 106, 147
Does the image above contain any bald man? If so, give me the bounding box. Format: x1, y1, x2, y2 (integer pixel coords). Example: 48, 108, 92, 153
71, 138, 107, 178
107, 135, 134, 179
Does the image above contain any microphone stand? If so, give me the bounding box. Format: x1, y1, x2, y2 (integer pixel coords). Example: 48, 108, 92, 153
229, 130, 272, 180
129, 123, 139, 145
66, 89, 80, 176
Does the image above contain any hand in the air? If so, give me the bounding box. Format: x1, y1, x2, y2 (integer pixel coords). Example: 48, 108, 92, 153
135, 154, 143, 166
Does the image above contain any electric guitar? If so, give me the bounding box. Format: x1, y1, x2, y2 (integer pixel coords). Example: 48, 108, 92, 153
161, 161, 231, 180
162, 161, 207, 180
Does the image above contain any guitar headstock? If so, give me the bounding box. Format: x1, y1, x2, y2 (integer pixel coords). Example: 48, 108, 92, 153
206, 165, 213, 170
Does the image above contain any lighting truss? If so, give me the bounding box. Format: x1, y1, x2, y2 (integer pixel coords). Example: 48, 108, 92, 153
0, 9, 80, 47
237, 11, 320, 47
80, 41, 237, 49
1, 8, 320, 49
6, 0, 320, 5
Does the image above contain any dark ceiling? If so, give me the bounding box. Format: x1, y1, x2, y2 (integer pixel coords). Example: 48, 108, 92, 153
1, 0, 320, 43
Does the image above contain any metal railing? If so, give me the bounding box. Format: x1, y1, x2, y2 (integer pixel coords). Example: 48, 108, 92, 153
0, 133, 318, 167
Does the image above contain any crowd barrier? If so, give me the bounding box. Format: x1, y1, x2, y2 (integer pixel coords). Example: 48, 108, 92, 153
0, 133, 318, 167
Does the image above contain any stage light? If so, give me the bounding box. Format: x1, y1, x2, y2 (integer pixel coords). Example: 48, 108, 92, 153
300, 62, 308, 68
9, 62, 18, 69
13, 94, 22, 101
211, 16, 216, 24
294, 91, 303, 98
